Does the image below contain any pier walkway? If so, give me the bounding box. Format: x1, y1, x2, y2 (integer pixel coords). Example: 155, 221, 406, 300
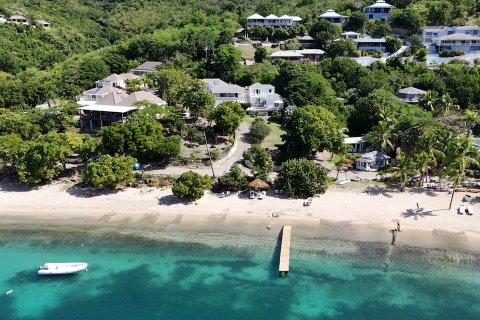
279, 226, 291, 276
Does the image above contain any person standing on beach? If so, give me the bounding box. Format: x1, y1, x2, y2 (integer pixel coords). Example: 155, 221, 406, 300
397, 223, 401, 232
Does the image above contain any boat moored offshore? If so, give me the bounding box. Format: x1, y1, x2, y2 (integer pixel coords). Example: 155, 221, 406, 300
37, 262, 88, 275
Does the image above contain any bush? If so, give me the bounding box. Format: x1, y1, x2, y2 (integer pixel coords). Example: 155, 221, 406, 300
270, 111, 283, 123
275, 158, 329, 198
210, 149, 220, 161
172, 171, 213, 201
439, 50, 465, 57
186, 127, 204, 144
218, 164, 247, 191
249, 118, 271, 143
242, 144, 274, 180
82, 155, 137, 188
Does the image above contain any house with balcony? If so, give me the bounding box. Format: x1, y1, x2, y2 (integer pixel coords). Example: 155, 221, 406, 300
246, 83, 284, 114
421, 26, 480, 44
319, 10, 348, 26
10, 15, 29, 25
203, 78, 246, 106
397, 87, 427, 103
268, 49, 325, 63
246, 13, 302, 27
130, 61, 162, 76
432, 33, 480, 53
95, 73, 139, 90
78, 91, 166, 131
354, 36, 387, 52
77, 87, 128, 107
344, 137, 365, 153
341, 31, 360, 40
363, 0, 395, 21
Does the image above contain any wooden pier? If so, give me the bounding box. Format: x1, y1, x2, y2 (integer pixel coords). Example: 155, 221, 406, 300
278, 226, 291, 276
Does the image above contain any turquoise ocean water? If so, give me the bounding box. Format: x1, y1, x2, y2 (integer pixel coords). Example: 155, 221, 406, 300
1, 228, 480, 320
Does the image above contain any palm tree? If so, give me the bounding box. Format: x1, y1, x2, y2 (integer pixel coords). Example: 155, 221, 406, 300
419, 90, 438, 113
332, 154, 351, 180
364, 121, 395, 155
444, 136, 480, 209
463, 109, 479, 138
383, 155, 415, 191
435, 93, 459, 123
415, 151, 434, 185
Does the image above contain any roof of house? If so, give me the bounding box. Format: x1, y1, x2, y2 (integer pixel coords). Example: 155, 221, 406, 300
296, 49, 326, 55
398, 87, 427, 95
35, 19, 49, 25
320, 9, 346, 18
422, 25, 480, 31
279, 15, 291, 19
265, 93, 283, 102
269, 50, 304, 58
101, 73, 124, 82
365, 0, 395, 9
354, 36, 386, 43
358, 150, 390, 162
247, 13, 264, 19
78, 105, 137, 113
131, 61, 162, 71
298, 35, 314, 41
264, 14, 279, 19
434, 33, 480, 41
96, 92, 125, 106
203, 78, 227, 87
117, 91, 166, 106
342, 31, 360, 35
250, 83, 275, 90
119, 72, 139, 80
291, 16, 302, 21
344, 137, 364, 144
83, 86, 126, 96
211, 83, 245, 94
10, 15, 28, 20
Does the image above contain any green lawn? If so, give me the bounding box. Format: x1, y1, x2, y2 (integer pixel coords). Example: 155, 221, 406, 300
243, 116, 286, 150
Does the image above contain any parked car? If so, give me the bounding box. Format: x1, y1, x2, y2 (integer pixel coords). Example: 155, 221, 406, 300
65, 154, 83, 164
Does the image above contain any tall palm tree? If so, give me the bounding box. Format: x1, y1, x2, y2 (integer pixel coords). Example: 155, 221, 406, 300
415, 151, 434, 184
435, 93, 460, 123
332, 154, 350, 180
419, 90, 438, 113
383, 155, 415, 191
463, 109, 479, 138
364, 121, 395, 155
444, 136, 480, 209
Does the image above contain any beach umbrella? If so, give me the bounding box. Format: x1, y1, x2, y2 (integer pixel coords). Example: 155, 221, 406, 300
249, 178, 269, 190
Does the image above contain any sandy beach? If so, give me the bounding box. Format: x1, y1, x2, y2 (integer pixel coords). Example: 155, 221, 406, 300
1, 181, 480, 251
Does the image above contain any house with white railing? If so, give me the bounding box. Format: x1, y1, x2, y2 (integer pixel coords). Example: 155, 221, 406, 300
363, 0, 395, 21
246, 83, 284, 114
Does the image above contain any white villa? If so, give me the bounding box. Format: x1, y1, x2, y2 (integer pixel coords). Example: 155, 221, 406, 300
397, 87, 427, 103
246, 13, 302, 27
432, 34, 480, 53
95, 73, 139, 90
356, 151, 390, 171
35, 20, 50, 28
203, 78, 247, 106
319, 9, 348, 26
246, 83, 284, 114
341, 31, 360, 40
421, 26, 480, 44
354, 36, 387, 52
268, 49, 326, 63
363, 0, 395, 21
77, 87, 128, 107
10, 15, 29, 25
344, 137, 365, 153
130, 61, 162, 76
78, 90, 166, 131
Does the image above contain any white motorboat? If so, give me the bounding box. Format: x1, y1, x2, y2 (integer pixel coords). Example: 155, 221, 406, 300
37, 262, 88, 275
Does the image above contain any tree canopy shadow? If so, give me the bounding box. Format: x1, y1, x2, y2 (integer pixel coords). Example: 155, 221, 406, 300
158, 194, 190, 206
0, 182, 40, 192
364, 185, 394, 198
401, 207, 438, 220
66, 183, 124, 198
408, 187, 438, 197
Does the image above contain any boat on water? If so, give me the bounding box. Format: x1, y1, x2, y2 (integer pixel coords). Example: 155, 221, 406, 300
37, 262, 88, 275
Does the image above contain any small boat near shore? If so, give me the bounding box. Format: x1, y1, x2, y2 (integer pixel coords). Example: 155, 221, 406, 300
37, 262, 88, 275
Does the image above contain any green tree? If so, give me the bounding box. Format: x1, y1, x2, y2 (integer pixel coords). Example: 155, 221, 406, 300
0, 72, 24, 108
284, 106, 343, 157
254, 46, 268, 63
284, 70, 335, 107
364, 121, 395, 154
180, 80, 215, 118
391, 5, 427, 33
463, 110, 479, 138
211, 101, 246, 135
327, 39, 358, 58
211, 45, 241, 80
385, 36, 402, 53
172, 171, 213, 201
249, 118, 271, 143
243, 145, 274, 180
0, 111, 41, 140
82, 155, 137, 188
371, 19, 392, 38
16, 138, 71, 184
218, 164, 247, 191
345, 11, 369, 33
309, 19, 341, 49
77, 57, 110, 89
381, 154, 415, 191
275, 158, 329, 198
332, 154, 350, 180
148, 67, 189, 103
0, 134, 22, 172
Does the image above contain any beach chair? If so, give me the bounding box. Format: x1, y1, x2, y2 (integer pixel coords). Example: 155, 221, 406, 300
258, 191, 266, 199
303, 197, 312, 206
467, 205, 475, 215
458, 205, 465, 215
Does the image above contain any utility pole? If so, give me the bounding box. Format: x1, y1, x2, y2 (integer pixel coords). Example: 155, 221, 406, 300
203, 131, 216, 178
